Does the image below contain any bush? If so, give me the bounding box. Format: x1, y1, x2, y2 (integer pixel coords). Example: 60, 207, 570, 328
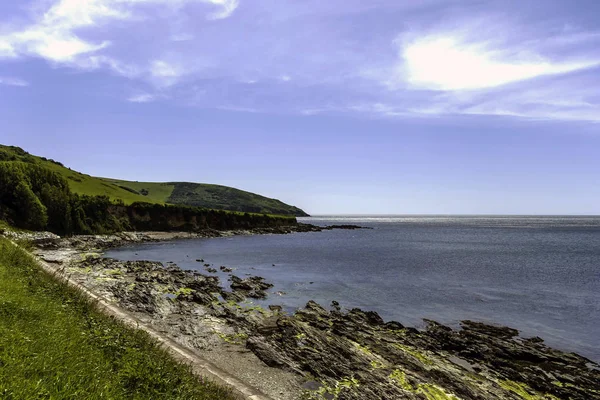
0, 161, 295, 235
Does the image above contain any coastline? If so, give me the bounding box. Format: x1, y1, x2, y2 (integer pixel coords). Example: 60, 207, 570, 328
11, 228, 600, 400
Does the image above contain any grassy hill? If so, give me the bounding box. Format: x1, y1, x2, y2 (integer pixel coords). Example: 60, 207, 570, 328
0, 238, 236, 399
0, 145, 308, 216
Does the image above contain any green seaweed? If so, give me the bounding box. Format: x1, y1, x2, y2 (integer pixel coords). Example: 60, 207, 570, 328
302, 377, 360, 400
393, 343, 435, 365
389, 369, 413, 391
353, 342, 373, 356
216, 332, 248, 345
104, 269, 123, 276
389, 370, 458, 399
175, 287, 194, 296
417, 384, 459, 400
498, 380, 559, 400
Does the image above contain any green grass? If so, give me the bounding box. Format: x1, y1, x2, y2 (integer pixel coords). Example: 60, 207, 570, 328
0, 144, 308, 215
0, 237, 236, 400
99, 178, 175, 204
0, 220, 28, 234
41, 162, 162, 205
0, 220, 11, 231
165, 182, 308, 216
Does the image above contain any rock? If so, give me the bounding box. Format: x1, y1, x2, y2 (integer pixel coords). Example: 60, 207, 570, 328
230, 275, 274, 299
222, 291, 246, 302
331, 300, 341, 312
219, 266, 233, 273
245, 302, 600, 400
323, 225, 373, 230
31, 232, 600, 400
112, 281, 158, 314
246, 335, 301, 372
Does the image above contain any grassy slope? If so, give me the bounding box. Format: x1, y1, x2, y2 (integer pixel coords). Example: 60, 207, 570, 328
0, 145, 160, 205
42, 163, 162, 205
0, 145, 308, 215
101, 178, 176, 204
165, 182, 309, 216
0, 237, 235, 400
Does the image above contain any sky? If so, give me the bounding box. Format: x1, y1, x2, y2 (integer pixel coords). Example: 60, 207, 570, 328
1, 0, 599, 215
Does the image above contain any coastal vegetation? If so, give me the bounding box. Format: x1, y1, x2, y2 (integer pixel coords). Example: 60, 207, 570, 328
0, 146, 297, 235
0, 144, 308, 216
0, 237, 235, 399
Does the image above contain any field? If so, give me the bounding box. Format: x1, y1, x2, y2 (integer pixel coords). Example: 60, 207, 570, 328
0, 237, 236, 399
0, 145, 308, 215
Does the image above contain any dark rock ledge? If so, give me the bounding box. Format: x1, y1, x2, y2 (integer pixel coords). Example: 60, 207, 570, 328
24, 231, 600, 400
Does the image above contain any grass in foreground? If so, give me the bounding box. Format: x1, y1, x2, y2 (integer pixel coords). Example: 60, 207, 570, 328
0, 237, 236, 400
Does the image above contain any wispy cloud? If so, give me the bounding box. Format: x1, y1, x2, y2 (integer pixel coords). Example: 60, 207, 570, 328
0, 77, 29, 87
356, 18, 600, 122
151, 60, 182, 78
207, 0, 239, 20
351, 69, 600, 123
1, 0, 120, 62
127, 93, 156, 103
0, 0, 239, 65
1, 1, 599, 124
149, 60, 187, 87
393, 35, 598, 91
0, 40, 17, 59
460, 79, 600, 122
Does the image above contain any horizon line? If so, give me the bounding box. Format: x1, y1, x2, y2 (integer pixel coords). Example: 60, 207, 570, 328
301, 214, 600, 217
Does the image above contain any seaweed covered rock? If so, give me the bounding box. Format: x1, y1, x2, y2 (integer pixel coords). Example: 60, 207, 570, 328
246, 302, 600, 400
230, 275, 274, 299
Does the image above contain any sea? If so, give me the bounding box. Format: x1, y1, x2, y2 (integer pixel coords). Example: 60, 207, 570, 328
104, 215, 600, 362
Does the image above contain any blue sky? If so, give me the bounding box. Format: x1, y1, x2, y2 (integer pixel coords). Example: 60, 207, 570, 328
1, 0, 599, 214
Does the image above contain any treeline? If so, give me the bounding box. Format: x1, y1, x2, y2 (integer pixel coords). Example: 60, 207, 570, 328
0, 162, 295, 235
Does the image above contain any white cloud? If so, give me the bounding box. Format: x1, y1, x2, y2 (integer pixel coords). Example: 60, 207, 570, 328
151, 60, 182, 78
0, 40, 17, 58
13, 28, 109, 62
127, 93, 156, 102
351, 74, 600, 123
0, 0, 119, 63
0, 77, 29, 87
395, 35, 598, 91
206, 0, 239, 20
462, 104, 600, 123
460, 83, 600, 122
149, 59, 187, 87
42, 0, 128, 29
0, 0, 239, 65
77, 55, 141, 78
279, 75, 292, 82
350, 24, 600, 122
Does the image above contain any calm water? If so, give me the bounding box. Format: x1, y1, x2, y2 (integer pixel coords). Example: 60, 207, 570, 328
105, 216, 600, 362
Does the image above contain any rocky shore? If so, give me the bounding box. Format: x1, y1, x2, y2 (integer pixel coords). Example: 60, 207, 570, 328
9, 228, 600, 400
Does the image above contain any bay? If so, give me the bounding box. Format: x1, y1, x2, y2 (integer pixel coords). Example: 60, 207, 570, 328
105, 215, 600, 362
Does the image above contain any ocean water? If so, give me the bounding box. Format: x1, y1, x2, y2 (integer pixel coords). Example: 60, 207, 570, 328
105, 216, 600, 362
